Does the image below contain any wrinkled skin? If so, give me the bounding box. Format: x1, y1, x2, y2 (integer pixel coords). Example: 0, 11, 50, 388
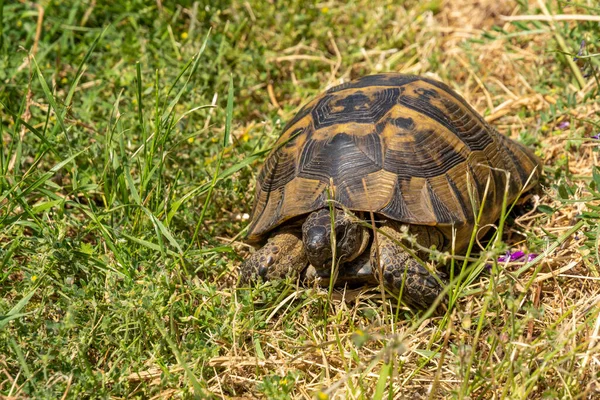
302, 208, 370, 271
240, 207, 447, 308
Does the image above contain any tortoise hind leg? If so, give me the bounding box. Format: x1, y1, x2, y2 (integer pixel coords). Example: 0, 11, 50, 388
240, 230, 308, 283
372, 223, 445, 308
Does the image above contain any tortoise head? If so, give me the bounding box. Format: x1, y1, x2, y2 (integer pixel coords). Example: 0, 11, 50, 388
302, 208, 369, 273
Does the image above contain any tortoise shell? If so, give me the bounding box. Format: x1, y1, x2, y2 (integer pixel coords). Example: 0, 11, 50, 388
247, 73, 540, 246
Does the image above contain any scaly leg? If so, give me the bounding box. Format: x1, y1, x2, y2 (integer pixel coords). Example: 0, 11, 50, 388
372, 223, 445, 308
240, 230, 308, 283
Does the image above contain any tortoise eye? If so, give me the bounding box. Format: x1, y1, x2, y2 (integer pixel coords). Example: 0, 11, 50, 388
305, 226, 328, 252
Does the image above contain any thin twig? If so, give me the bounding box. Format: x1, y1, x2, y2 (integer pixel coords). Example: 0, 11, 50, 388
501, 14, 600, 22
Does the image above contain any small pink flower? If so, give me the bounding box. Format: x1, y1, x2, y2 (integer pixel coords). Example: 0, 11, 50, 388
493, 250, 538, 268
526, 253, 538, 262
498, 250, 525, 262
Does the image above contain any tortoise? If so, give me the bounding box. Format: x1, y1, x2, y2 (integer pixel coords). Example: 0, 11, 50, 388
240, 73, 540, 308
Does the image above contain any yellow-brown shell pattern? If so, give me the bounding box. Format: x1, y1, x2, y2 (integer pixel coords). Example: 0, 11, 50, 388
247, 74, 540, 245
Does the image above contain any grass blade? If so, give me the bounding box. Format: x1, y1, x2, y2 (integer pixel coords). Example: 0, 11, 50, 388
188, 76, 234, 248
31, 56, 71, 146
0, 286, 38, 330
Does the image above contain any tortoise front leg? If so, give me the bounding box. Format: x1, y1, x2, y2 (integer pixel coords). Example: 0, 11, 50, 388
240, 230, 308, 283
372, 223, 445, 308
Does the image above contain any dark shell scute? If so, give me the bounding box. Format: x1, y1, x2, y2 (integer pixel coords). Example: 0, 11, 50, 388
326, 74, 421, 93
427, 180, 457, 224
383, 130, 467, 179
389, 116, 415, 130
397, 92, 494, 152
297, 133, 383, 183
312, 88, 400, 129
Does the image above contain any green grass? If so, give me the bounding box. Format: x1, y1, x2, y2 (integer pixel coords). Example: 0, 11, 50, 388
1, 0, 600, 398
